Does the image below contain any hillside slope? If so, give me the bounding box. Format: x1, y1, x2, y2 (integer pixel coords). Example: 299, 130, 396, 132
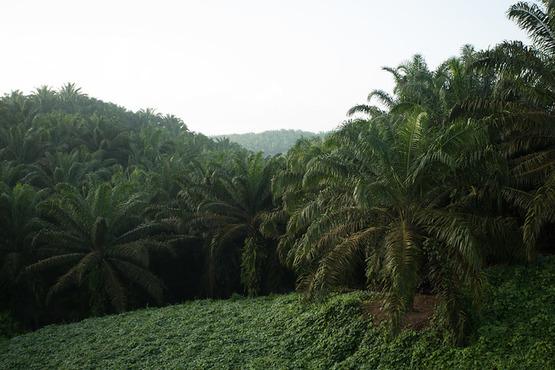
214, 129, 322, 155
1, 257, 554, 369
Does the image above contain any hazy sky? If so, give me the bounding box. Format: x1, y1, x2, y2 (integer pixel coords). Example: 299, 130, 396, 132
2, 0, 526, 135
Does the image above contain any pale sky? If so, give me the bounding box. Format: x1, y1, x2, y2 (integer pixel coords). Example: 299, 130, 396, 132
1, 0, 526, 135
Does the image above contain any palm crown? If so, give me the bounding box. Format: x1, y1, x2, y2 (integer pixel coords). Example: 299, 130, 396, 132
26, 182, 168, 314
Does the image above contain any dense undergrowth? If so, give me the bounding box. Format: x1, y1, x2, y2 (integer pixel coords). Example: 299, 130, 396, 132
1, 256, 553, 369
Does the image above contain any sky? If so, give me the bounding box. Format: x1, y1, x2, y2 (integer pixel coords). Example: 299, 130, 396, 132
1, 0, 527, 135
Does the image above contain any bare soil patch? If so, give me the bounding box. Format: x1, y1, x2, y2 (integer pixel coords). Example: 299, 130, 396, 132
363, 294, 439, 330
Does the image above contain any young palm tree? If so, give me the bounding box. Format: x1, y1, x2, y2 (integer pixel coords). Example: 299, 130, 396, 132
25, 182, 169, 314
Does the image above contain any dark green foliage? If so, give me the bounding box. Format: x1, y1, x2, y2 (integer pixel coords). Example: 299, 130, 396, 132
471, 1, 555, 260
183, 152, 293, 297
0, 184, 46, 321
1, 0, 555, 358
0, 84, 278, 327
1, 257, 553, 369
25, 183, 169, 315
0, 311, 22, 339
270, 47, 521, 340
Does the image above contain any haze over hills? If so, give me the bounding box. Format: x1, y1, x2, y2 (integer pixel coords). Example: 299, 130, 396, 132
213, 129, 326, 155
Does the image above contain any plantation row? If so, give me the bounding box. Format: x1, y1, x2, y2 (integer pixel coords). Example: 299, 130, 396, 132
1, 0, 555, 343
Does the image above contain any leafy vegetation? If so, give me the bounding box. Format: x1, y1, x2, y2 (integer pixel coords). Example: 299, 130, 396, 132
273, 112, 499, 340
0, 85, 276, 327
1, 256, 554, 369
0, 1, 554, 365
25, 182, 171, 314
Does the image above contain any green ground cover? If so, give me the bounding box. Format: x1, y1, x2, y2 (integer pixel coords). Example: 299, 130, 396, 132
1, 257, 554, 369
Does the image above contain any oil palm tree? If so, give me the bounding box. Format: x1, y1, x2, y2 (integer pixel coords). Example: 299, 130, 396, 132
0, 125, 48, 164
472, 0, 555, 258
187, 152, 286, 296
57, 83, 87, 113
77, 114, 131, 165
30, 86, 58, 114
0, 183, 46, 304
0, 161, 28, 187
25, 182, 169, 314
350, 48, 493, 125
275, 111, 511, 340
23, 150, 114, 189
348, 55, 444, 121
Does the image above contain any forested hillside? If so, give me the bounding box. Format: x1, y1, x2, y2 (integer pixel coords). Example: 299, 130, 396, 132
1, 1, 555, 361
214, 129, 323, 155
0, 84, 294, 330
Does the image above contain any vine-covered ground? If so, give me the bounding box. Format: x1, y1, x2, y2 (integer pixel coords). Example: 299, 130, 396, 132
1, 257, 554, 369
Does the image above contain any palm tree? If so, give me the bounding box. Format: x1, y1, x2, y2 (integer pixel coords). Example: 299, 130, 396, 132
187, 152, 287, 297
350, 48, 494, 125
77, 114, 131, 165
0, 125, 48, 164
57, 83, 87, 113
23, 149, 116, 190
0, 90, 35, 126
0, 183, 46, 305
30, 86, 58, 114
472, 0, 555, 259
25, 182, 169, 314
348, 55, 442, 120
274, 111, 511, 340
0, 161, 28, 187
128, 126, 176, 168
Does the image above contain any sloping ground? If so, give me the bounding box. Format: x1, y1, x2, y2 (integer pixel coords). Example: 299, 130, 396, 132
1, 257, 554, 369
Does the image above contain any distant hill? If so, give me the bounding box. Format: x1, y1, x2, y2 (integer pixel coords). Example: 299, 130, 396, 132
214, 129, 324, 155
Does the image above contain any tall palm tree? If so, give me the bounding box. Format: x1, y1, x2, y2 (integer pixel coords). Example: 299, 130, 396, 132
187, 152, 287, 296
472, 0, 555, 258
348, 55, 443, 121
57, 83, 87, 113
30, 86, 58, 114
274, 111, 511, 340
350, 48, 494, 125
25, 182, 169, 314
0, 183, 46, 304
